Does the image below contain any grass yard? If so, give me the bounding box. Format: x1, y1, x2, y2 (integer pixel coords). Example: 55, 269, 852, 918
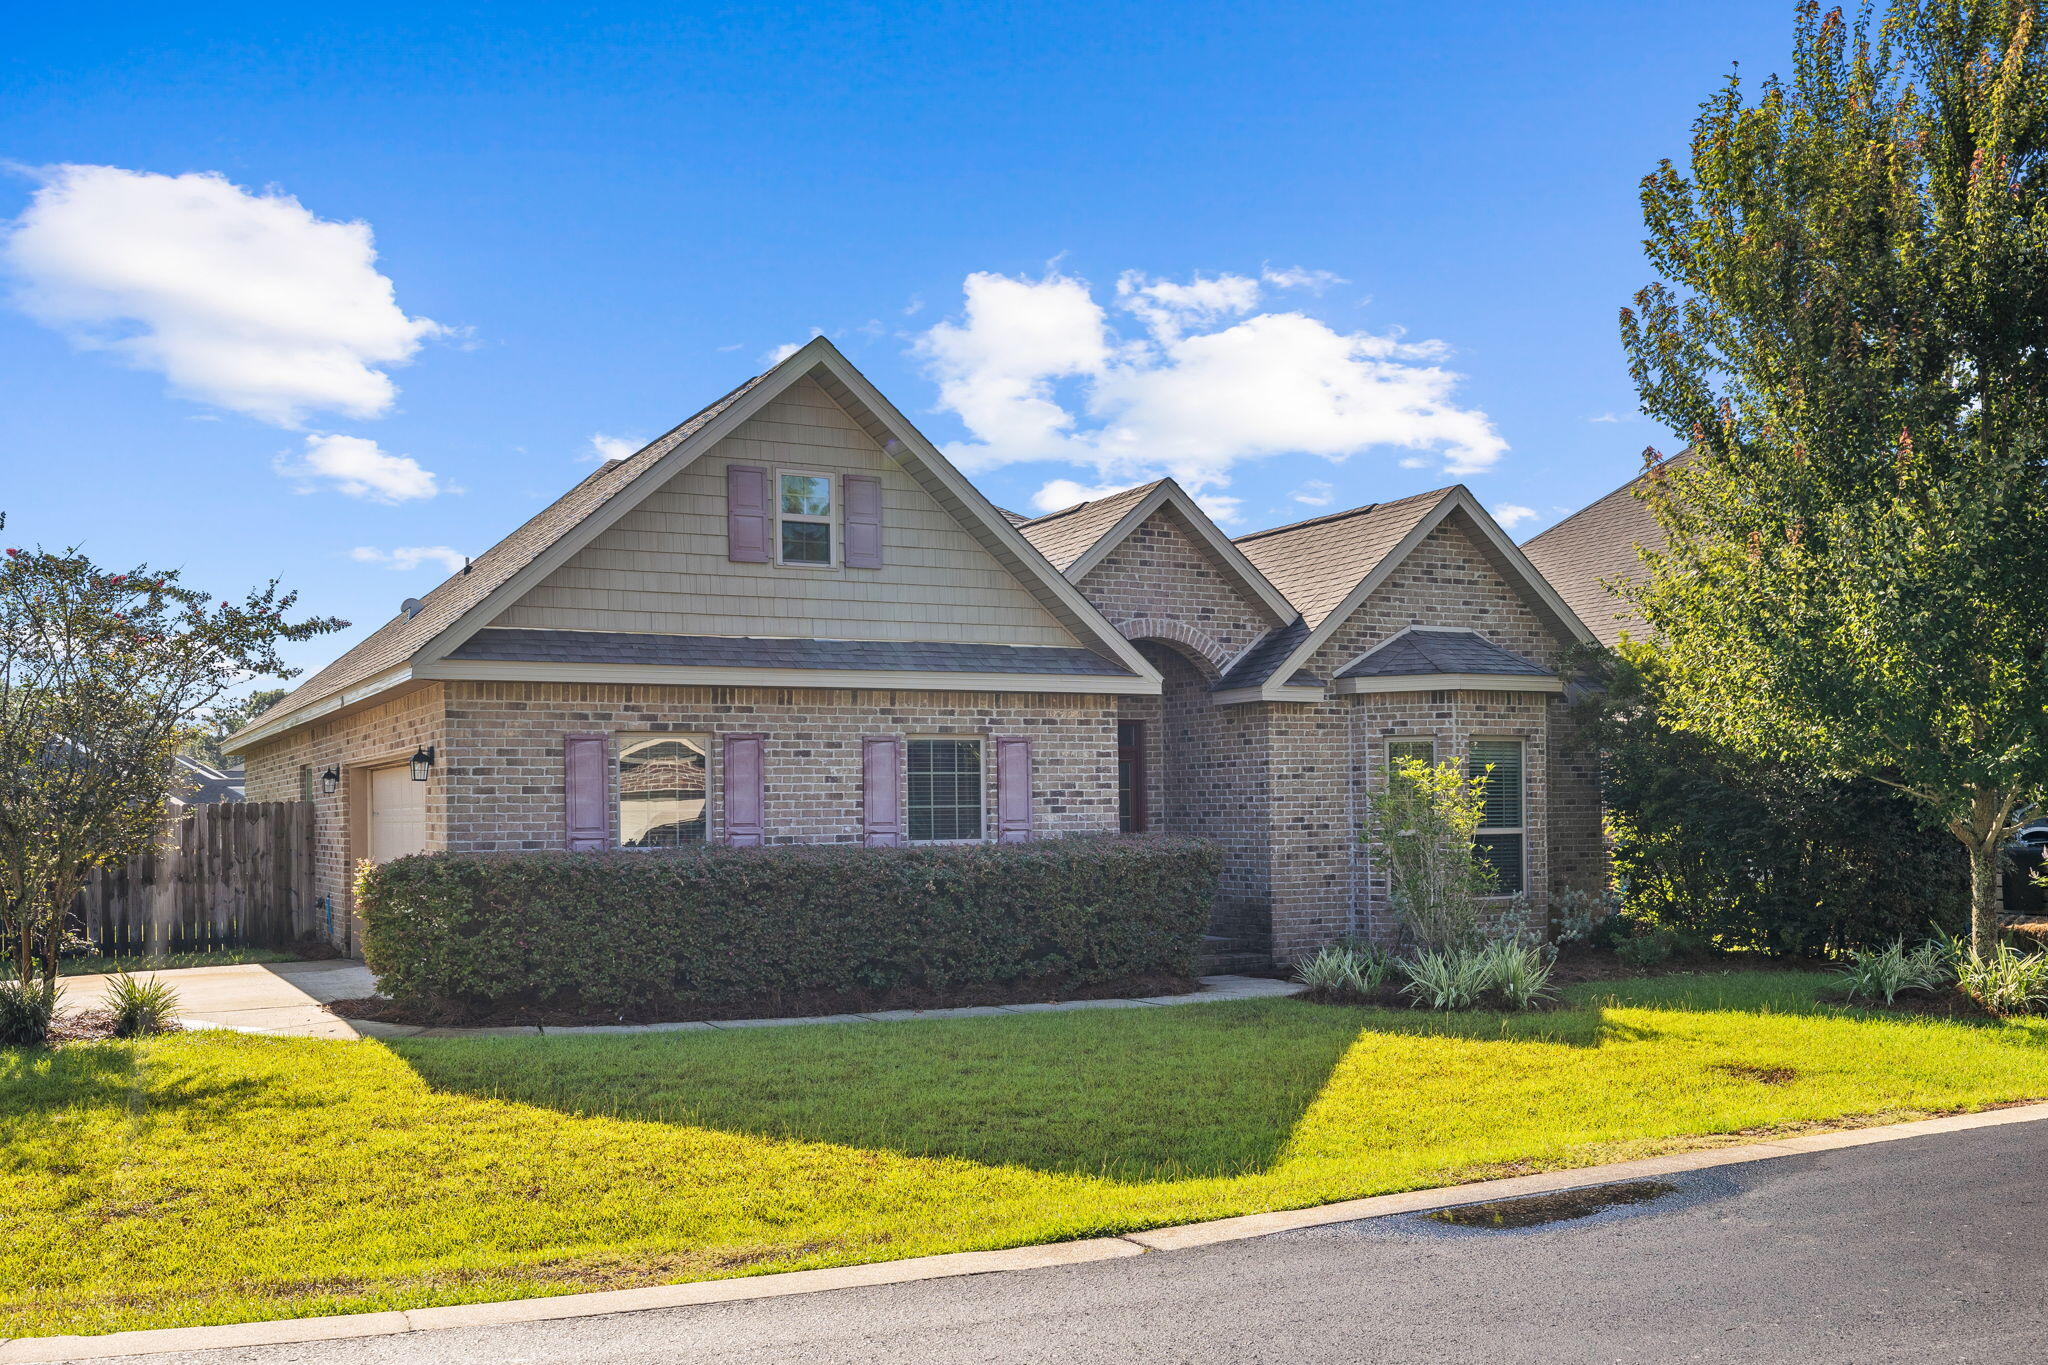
56, 946, 304, 977
9, 970, 2048, 1337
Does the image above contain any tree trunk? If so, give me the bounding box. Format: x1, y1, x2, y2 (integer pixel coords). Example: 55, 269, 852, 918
1968, 836, 2005, 960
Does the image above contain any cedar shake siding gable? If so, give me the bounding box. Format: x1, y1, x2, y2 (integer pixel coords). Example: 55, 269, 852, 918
497, 378, 1084, 647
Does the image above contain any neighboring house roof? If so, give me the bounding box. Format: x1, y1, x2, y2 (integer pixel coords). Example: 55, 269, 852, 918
1234, 489, 1456, 629
1519, 452, 1688, 648
171, 755, 245, 804
1216, 487, 1596, 701
1016, 481, 1165, 571
449, 628, 1130, 676
1332, 626, 1558, 695
225, 339, 1162, 755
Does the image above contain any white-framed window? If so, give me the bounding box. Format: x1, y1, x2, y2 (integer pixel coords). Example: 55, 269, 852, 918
1466, 737, 1525, 895
907, 737, 983, 842
618, 733, 711, 848
776, 470, 837, 566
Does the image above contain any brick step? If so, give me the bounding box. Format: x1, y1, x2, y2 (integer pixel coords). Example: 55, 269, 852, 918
1198, 949, 1277, 977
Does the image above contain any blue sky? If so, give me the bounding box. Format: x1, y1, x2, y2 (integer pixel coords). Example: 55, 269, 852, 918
3, 0, 1794, 681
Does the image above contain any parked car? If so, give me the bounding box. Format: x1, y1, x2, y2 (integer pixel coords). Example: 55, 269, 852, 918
2004, 821, 2048, 919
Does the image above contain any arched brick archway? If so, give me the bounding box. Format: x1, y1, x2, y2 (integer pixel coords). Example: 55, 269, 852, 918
1108, 618, 1229, 680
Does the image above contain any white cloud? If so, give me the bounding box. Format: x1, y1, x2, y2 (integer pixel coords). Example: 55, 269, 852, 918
275, 433, 440, 502
1261, 264, 1348, 292
1291, 479, 1335, 507
1194, 493, 1244, 525
1589, 412, 1623, 423
2, 165, 442, 426
1490, 502, 1540, 531
581, 432, 641, 463
763, 328, 825, 365
913, 267, 1505, 504
1030, 477, 1140, 513
350, 545, 466, 573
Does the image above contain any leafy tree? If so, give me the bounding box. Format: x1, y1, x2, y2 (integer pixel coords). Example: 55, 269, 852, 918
0, 521, 343, 987
1621, 0, 2048, 953
184, 686, 287, 770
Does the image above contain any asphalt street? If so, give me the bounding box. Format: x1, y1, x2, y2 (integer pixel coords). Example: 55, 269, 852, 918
115, 1120, 2048, 1364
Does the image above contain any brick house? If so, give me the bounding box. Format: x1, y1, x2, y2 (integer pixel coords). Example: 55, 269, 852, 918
227, 337, 1605, 963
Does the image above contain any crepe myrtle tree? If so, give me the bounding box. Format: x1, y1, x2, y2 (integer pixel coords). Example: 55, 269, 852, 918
0, 516, 344, 986
1620, 0, 2048, 955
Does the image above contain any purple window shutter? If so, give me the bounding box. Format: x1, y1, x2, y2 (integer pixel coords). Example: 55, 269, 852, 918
862, 737, 901, 846
563, 733, 611, 851
995, 737, 1032, 843
722, 734, 766, 846
844, 474, 883, 569
727, 464, 771, 563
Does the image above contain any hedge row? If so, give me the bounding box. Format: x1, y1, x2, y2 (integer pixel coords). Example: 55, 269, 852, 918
355, 835, 1219, 1013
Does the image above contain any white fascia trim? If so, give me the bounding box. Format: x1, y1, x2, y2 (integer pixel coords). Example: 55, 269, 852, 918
219, 665, 418, 755
1063, 481, 1298, 625
1331, 673, 1566, 696
416, 659, 1161, 697
1211, 685, 1325, 707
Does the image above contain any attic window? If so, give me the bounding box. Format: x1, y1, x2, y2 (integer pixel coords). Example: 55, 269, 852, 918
777, 471, 835, 566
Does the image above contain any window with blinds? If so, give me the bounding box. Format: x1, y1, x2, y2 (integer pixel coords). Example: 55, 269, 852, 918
908, 738, 983, 842
1466, 738, 1525, 894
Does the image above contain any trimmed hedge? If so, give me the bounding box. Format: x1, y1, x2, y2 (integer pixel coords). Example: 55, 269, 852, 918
355, 835, 1219, 1013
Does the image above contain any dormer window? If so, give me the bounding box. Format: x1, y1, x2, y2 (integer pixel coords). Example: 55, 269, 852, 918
778, 471, 836, 566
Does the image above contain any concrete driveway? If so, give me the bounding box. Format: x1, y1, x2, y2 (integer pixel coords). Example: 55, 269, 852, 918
61, 960, 379, 1040
93, 1117, 2048, 1365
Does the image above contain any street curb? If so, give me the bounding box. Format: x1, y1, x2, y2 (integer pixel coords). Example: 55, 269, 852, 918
9, 1101, 2048, 1362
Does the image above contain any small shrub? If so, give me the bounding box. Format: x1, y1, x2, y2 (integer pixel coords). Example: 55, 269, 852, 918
357, 836, 1218, 1013
1832, 939, 1956, 1004
1614, 927, 1697, 969
1475, 936, 1557, 1009
1399, 947, 1491, 1010
0, 978, 60, 1046
1552, 886, 1624, 950
1955, 942, 2048, 1015
1294, 943, 1391, 1000
103, 973, 181, 1037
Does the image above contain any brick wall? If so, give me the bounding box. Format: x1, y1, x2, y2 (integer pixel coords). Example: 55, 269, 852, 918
241, 683, 447, 950
1076, 505, 1283, 675
439, 681, 1119, 850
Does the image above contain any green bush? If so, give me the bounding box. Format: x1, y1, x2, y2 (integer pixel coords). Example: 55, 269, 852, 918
356, 835, 1219, 1014
0, 978, 59, 1045
1576, 641, 1969, 955
102, 973, 181, 1037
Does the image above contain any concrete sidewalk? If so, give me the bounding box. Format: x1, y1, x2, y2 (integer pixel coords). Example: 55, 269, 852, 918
56, 961, 1301, 1042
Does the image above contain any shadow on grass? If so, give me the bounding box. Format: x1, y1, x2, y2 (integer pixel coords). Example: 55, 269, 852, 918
392, 999, 1623, 1182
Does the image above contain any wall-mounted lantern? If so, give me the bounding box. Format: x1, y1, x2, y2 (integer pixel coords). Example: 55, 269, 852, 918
410, 745, 436, 782
320, 767, 340, 795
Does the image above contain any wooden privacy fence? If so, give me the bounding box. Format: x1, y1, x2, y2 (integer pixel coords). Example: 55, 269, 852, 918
73, 801, 316, 952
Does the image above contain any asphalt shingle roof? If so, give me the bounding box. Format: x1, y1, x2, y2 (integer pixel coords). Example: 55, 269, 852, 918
448, 628, 1134, 676
1338, 629, 1552, 680
1232, 489, 1454, 629
1212, 619, 1316, 691
1520, 453, 1688, 647
1014, 481, 1165, 571
245, 373, 771, 735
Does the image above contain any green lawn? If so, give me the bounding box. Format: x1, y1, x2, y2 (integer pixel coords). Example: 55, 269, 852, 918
8, 970, 2048, 1338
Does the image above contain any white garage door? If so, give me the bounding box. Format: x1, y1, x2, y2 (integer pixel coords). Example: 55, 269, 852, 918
368, 764, 428, 863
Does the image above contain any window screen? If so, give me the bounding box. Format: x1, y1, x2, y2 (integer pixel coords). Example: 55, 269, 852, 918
1467, 738, 1525, 894
618, 735, 710, 848
908, 738, 983, 841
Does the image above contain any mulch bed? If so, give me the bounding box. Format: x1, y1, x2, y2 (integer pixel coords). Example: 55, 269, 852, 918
328, 971, 1201, 1029
47, 1008, 184, 1043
